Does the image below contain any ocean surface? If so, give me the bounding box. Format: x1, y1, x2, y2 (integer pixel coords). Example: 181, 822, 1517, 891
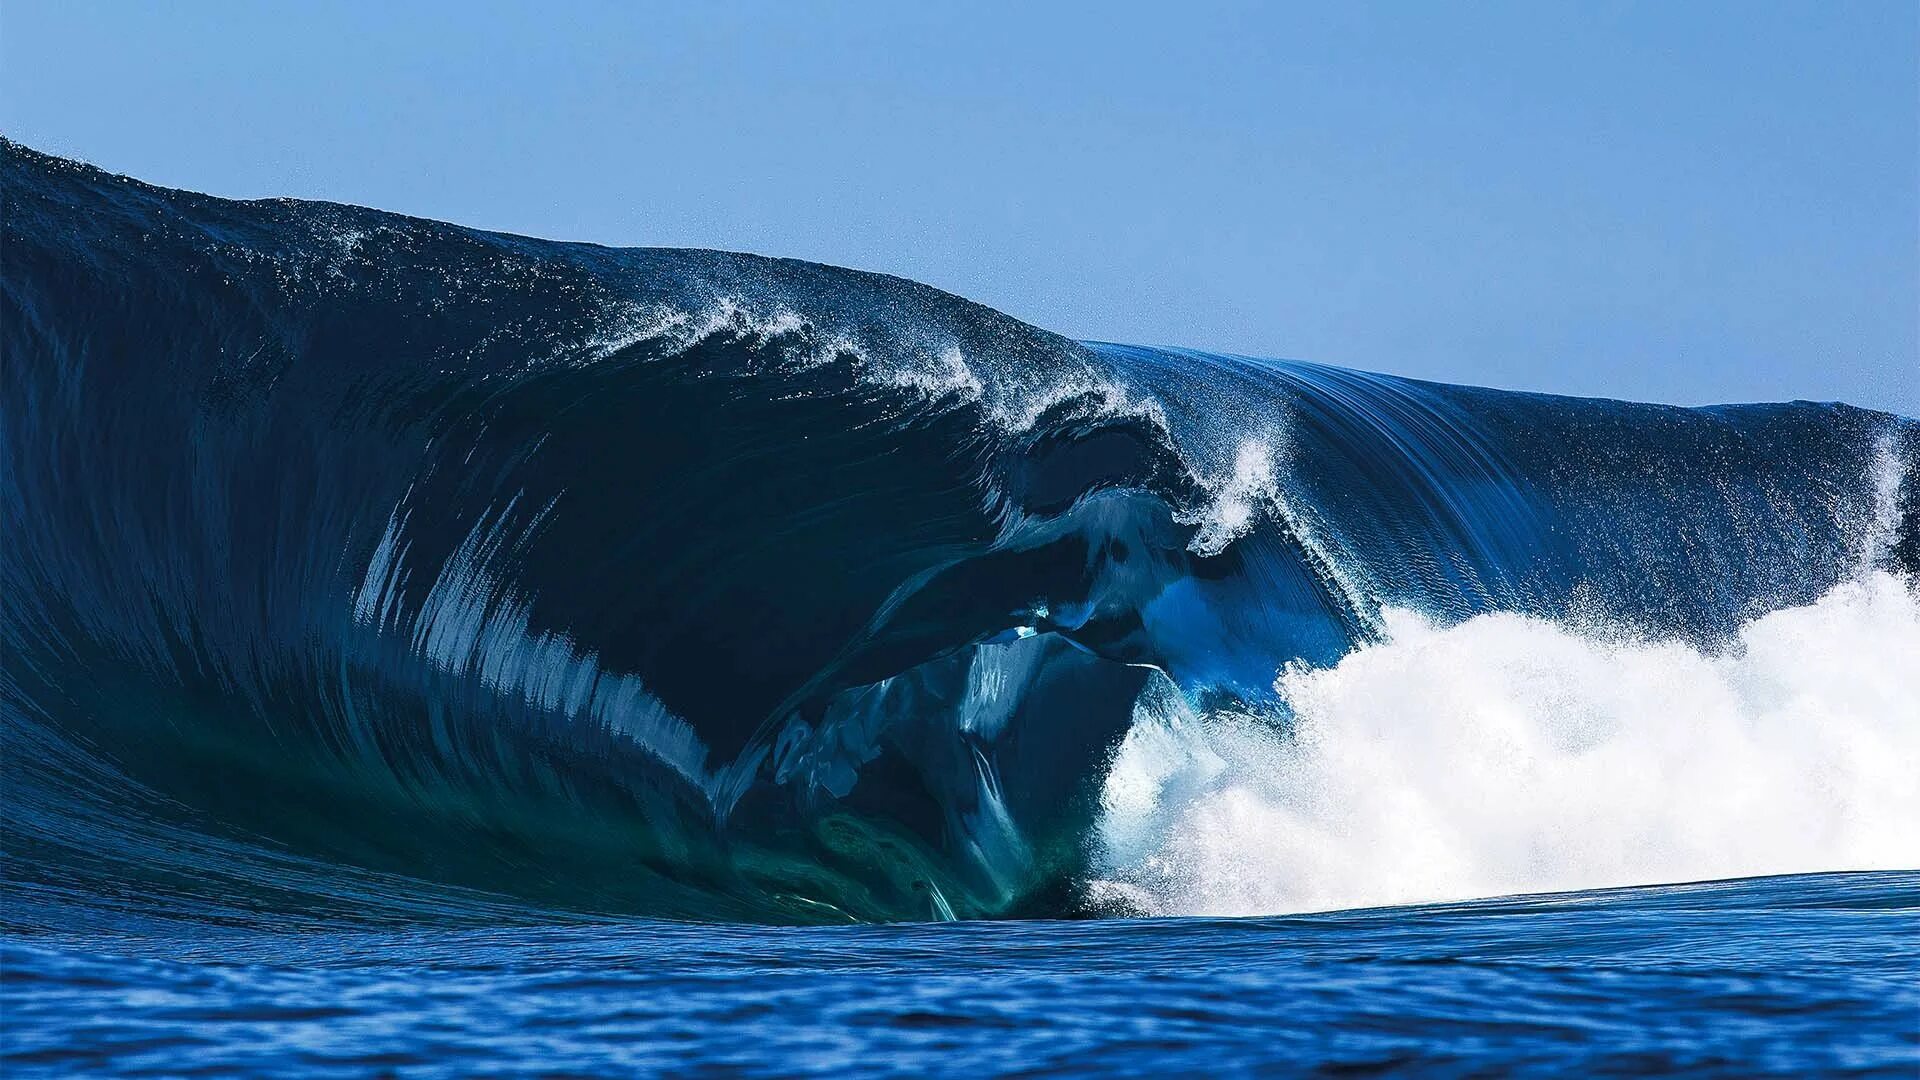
3, 139, 1918, 1075
5, 874, 1916, 1077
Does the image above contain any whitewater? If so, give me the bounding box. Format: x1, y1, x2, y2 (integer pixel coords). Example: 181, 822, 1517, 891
1095, 570, 1920, 916
3, 140, 1916, 1076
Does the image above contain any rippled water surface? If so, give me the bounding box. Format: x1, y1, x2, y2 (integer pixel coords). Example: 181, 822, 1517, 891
5, 872, 1916, 1077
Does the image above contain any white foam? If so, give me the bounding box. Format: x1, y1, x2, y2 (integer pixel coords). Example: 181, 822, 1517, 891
1860, 433, 1910, 568
1091, 572, 1920, 916
576, 297, 817, 367
1178, 439, 1279, 557
875, 343, 985, 403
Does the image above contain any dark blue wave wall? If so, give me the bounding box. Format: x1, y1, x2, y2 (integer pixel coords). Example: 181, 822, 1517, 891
3, 141, 1912, 925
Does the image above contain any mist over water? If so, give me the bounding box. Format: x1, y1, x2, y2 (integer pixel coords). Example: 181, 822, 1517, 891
1095, 572, 1920, 916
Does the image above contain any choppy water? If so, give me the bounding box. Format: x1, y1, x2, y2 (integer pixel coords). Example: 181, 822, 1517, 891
6, 873, 1916, 1077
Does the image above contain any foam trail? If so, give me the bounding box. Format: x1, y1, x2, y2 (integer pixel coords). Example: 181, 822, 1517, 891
1092, 572, 1920, 916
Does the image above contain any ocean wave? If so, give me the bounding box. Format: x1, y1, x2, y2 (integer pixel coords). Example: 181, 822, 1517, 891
3, 138, 1914, 925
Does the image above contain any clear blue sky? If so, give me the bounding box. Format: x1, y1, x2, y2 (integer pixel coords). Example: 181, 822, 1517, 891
3, 2, 1914, 412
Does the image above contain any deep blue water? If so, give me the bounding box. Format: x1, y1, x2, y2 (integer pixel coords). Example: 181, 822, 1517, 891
5, 873, 1917, 1077
4, 143, 1918, 1075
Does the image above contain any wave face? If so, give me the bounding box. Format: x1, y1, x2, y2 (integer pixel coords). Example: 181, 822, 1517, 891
4, 141, 1917, 925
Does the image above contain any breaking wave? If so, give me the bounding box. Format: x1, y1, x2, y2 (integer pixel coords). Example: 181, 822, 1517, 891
1092, 571, 1920, 916
3, 139, 1916, 926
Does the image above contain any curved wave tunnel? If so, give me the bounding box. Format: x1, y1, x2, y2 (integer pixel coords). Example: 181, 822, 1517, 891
3, 140, 1915, 925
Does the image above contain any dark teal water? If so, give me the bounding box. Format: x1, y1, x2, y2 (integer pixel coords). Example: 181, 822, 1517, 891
5, 872, 1916, 1077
